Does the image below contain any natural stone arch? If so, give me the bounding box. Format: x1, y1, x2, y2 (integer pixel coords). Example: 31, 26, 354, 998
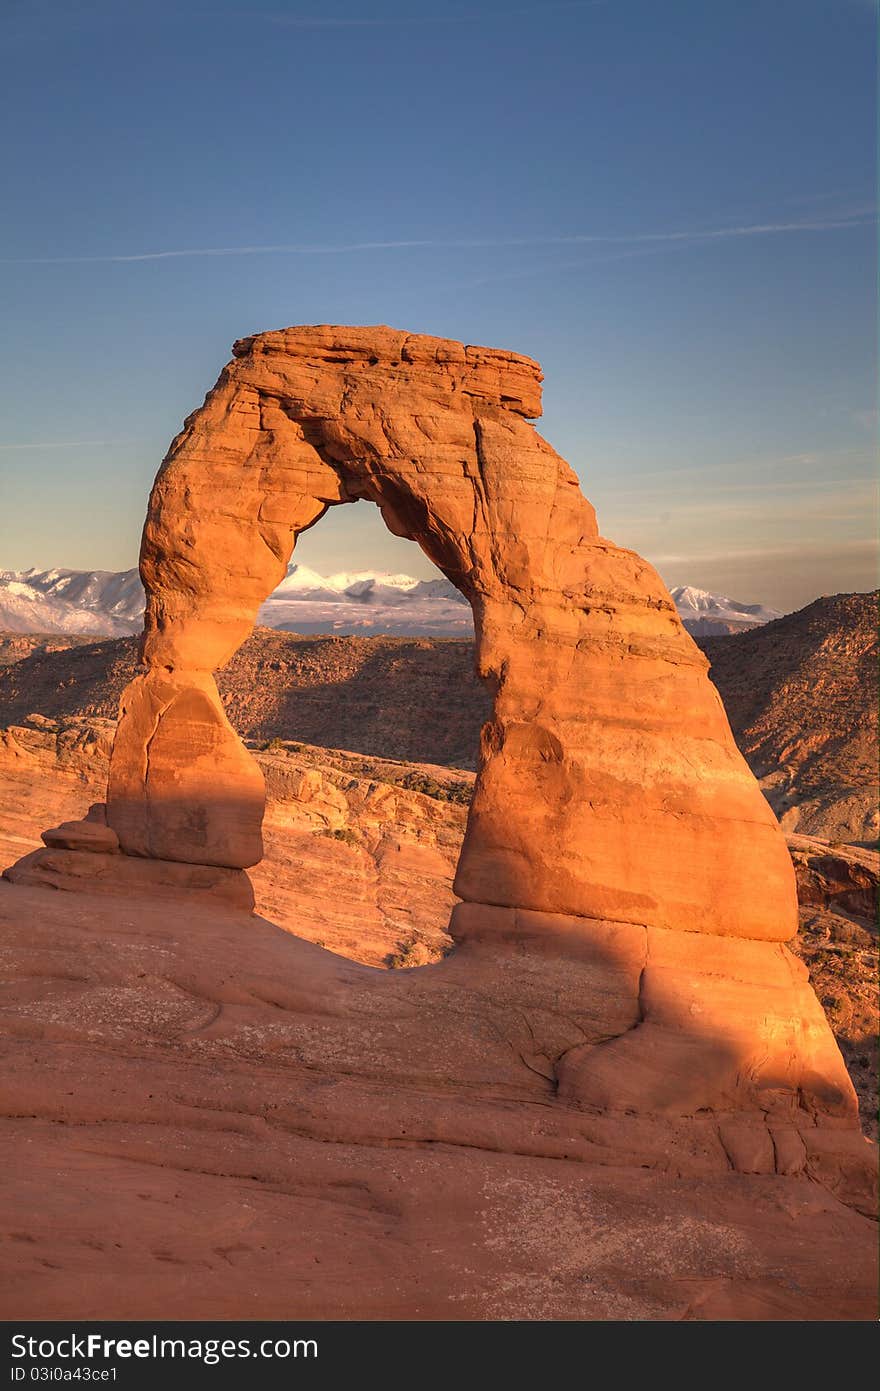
10, 323, 869, 1166
106, 324, 796, 945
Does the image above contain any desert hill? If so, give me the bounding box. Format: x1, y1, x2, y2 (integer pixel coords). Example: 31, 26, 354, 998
1, 590, 876, 838
0, 629, 488, 768
0, 633, 94, 668
701, 591, 878, 844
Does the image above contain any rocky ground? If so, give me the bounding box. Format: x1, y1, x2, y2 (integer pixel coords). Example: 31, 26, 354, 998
1, 713, 876, 1142
702, 591, 878, 843
4, 872, 876, 1321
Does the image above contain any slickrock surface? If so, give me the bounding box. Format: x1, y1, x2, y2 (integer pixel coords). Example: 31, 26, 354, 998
0, 719, 466, 969
701, 591, 879, 843
0, 881, 876, 1321
3, 721, 876, 1136
1, 722, 876, 1315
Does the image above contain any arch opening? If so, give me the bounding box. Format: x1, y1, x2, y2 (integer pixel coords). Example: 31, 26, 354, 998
226, 496, 487, 968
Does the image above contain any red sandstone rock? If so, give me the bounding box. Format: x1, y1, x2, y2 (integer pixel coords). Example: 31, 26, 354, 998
42, 818, 119, 853
107, 325, 795, 944
6, 846, 255, 909
787, 834, 878, 920
0, 883, 874, 1319
93, 325, 865, 1133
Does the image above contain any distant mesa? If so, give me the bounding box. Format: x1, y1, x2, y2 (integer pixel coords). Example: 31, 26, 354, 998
0, 563, 777, 640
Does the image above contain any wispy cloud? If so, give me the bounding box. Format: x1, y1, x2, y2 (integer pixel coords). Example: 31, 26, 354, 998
600, 478, 867, 506
2, 210, 873, 266
650, 537, 880, 567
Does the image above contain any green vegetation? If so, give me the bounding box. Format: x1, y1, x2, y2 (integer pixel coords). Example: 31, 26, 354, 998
398, 770, 472, 805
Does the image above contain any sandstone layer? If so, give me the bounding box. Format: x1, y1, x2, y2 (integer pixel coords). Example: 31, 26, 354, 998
0, 880, 876, 1320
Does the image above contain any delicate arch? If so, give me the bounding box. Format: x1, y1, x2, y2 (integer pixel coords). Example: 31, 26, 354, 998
107, 325, 796, 944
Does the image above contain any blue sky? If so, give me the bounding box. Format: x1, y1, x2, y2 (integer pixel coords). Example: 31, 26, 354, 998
0, 0, 875, 611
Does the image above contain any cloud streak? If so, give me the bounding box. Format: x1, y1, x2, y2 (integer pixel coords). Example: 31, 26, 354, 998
1, 211, 873, 266
650, 537, 880, 566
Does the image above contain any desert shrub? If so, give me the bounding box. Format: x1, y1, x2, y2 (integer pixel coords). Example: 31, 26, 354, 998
398, 771, 472, 805
386, 940, 422, 969
318, 826, 359, 848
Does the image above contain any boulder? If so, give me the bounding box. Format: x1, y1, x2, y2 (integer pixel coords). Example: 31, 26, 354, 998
42, 819, 119, 854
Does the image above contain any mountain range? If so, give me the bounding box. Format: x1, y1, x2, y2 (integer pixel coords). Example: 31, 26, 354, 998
0, 563, 780, 638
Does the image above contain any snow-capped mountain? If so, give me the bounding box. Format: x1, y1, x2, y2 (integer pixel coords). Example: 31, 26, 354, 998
269, 564, 464, 607
0, 563, 471, 639
257, 564, 469, 636
668, 586, 782, 636
0, 565, 780, 640
0, 567, 143, 636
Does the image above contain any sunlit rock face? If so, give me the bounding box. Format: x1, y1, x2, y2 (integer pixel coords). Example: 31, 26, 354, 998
78, 324, 864, 1139
106, 325, 794, 937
